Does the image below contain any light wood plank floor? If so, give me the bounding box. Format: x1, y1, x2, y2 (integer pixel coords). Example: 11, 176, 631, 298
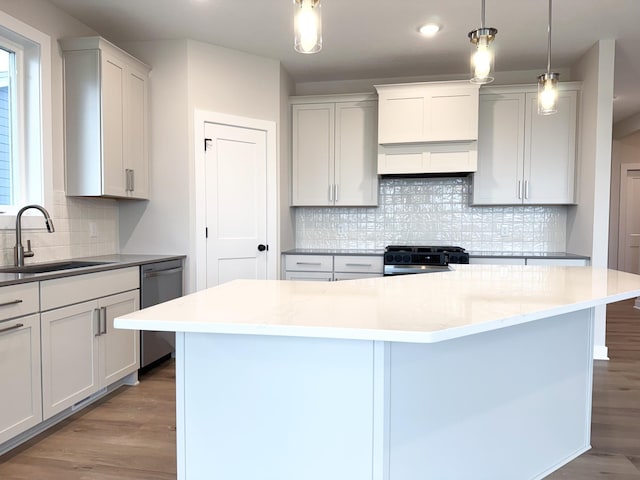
1, 299, 639, 479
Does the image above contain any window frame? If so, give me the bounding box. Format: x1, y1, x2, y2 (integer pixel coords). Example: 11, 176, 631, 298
0, 11, 52, 230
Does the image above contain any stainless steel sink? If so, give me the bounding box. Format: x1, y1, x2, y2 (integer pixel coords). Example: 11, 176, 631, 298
0, 260, 112, 274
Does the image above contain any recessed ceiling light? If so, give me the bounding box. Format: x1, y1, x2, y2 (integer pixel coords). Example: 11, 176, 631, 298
419, 24, 441, 37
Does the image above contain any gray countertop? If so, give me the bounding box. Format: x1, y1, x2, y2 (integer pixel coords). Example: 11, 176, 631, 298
0, 254, 186, 287
282, 249, 590, 260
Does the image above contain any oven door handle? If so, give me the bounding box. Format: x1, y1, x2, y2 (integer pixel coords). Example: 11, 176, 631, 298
384, 264, 451, 275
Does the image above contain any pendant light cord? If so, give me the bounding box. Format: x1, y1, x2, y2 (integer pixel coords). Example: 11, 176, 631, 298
481, 0, 486, 28
547, 0, 552, 74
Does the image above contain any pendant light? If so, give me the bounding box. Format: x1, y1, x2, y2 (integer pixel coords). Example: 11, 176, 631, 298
293, 0, 322, 54
468, 0, 498, 84
537, 0, 559, 115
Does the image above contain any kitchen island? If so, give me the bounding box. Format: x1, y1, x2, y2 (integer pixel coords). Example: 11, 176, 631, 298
115, 265, 640, 480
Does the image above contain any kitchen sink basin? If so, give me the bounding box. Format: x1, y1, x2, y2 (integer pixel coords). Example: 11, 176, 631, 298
0, 260, 113, 274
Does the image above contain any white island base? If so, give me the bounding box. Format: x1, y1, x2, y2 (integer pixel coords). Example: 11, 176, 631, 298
115, 266, 640, 479
176, 308, 593, 480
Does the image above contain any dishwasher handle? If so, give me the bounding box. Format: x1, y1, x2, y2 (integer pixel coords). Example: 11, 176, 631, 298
143, 267, 183, 279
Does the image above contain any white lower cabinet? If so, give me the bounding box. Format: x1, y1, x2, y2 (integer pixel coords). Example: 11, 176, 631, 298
526, 258, 589, 266
470, 257, 588, 266
0, 314, 42, 444
40, 268, 140, 419
284, 254, 383, 281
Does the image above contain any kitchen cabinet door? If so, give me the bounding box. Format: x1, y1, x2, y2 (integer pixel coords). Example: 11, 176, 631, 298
291, 95, 378, 207
472, 85, 578, 205
124, 66, 150, 199
41, 290, 140, 420
0, 314, 42, 444
473, 93, 526, 204
376, 81, 479, 144
292, 103, 334, 206
524, 90, 577, 204
41, 300, 101, 419
101, 50, 127, 197
101, 290, 140, 386
334, 101, 378, 206
62, 36, 150, 199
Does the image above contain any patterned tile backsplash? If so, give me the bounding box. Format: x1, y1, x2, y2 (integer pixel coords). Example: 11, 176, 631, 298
295, 177, 567, 253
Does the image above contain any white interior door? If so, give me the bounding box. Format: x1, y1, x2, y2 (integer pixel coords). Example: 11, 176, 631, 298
204, 122, 268, 287
619, 167, 640, 274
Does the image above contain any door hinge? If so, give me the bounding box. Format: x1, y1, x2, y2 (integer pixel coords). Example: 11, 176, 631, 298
205, 227, 208, 238
204, 138, 212, 151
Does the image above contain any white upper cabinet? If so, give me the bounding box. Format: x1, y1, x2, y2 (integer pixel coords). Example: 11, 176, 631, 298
291, 94, 378, 206
375, 81, 480, 175
472, 84, 579, 205
376, 81, 480, 144
61, 37, 150, 199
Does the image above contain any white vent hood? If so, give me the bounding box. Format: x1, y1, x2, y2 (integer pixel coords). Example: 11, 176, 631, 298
375, 81, 480, 175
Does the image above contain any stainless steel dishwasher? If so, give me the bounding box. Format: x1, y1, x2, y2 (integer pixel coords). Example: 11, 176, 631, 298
140, 259, 184, 368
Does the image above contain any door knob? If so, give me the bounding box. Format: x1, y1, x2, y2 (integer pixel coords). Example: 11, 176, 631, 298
258, 244, 268, 252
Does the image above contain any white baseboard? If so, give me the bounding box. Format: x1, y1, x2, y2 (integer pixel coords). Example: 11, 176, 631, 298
593, 344, 609, 361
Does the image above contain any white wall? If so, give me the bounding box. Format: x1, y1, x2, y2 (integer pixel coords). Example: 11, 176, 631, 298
0, 1, 121, 265
279, 64, 295, 257
567, 39, 615, 266
119, 39, 287, 292
118, 40, 190, 273
566, 39, 616, 360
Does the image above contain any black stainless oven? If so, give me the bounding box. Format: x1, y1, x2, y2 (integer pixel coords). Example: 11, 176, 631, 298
383, 245, 469, 276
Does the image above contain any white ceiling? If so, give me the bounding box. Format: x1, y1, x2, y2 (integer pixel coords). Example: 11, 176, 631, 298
46, 0, 640, 123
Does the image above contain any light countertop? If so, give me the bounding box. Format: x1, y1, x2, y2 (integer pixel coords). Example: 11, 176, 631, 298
115, 265, 640, 343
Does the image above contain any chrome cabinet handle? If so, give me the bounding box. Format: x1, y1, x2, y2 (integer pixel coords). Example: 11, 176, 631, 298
344, 263, 372, 267
94, 308, 101, 337
334, 184, 339, 202
295, 262, 322, 266
328, 184, 334, 201
0, 323, 23, 334
524, 180, 529, 199
0, 299, 22, 308
125, 169, 135, 192
100, 306, 107, 335
517, 180, 522, 199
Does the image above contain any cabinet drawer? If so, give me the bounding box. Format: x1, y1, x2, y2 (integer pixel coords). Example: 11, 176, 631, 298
334, 272, 382, 281
469, 258, 526, 265
41, 267, 139, 311
334, 256, 383, 273
285, 255, 333, 272
526, 258, 588, 266
284, 271, 333, 282
0, 283, 39, 321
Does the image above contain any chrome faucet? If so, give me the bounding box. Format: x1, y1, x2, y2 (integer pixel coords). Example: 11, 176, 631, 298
14, 204, 55, 267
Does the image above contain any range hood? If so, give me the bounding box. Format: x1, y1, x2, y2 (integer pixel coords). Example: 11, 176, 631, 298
375, 81, 480, 175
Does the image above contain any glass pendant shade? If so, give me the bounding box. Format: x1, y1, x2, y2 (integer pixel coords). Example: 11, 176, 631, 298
469, 28, 497, 84
294, 0, 322, 54
537, 72, 559, 115
538, 0, 559, 115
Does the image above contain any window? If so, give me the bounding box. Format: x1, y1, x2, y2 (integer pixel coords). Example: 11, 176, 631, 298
0, 11, 52, 221
0, 45, 16, 206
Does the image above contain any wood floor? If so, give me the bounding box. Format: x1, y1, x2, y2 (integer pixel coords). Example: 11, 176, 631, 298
1, 299, 639, 479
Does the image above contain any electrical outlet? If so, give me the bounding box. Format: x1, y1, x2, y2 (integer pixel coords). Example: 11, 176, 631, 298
89, 221, 97, 238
